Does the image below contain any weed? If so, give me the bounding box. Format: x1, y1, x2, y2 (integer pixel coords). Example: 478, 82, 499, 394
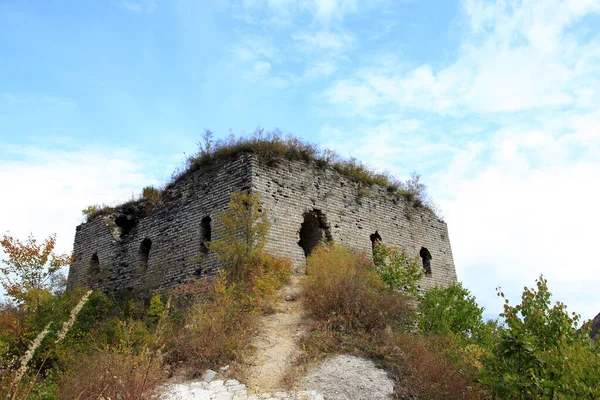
165, 273, 254, 376
164, 193, 291, 378
141, 186, 161, 203
389, 333, 488, 400
84, 129, 438, 222
298, 244, 486, 399
56, 346, 167, 399
303, 244, 413, 334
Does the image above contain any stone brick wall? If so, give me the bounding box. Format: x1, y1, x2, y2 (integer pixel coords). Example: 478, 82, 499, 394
68, 152, 457, 294
252, 157, 457, 292
68, 154, 254, 294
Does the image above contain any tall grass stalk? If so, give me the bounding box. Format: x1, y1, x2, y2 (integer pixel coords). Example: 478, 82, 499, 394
9, 322, 52, 397
140, 295, 172, 398
21, 290, 92, 399
55, 290, 93, 343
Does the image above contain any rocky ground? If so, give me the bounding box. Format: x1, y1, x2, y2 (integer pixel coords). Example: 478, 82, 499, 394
159, 275, 395, 399
159, 370, 324, 400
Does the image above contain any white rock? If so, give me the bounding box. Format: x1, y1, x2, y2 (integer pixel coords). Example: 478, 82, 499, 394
202, 369, 218, 382
208, 380, 225, 389
212, 392, 234, 400
301, 355, 393, 400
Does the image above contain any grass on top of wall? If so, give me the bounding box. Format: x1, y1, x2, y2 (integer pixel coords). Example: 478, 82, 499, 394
83, 128, 438, 222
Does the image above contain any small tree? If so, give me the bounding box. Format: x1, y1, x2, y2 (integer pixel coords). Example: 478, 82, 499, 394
418, 282, 489, 343
208, 192, 269, 283
480, 275, 600, 399
1, 233, 72, 308
372, 243, 422, 296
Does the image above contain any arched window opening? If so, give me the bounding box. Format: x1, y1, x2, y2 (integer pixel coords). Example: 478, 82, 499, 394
420, 247, 432, 275
298, 209, 332, 258
90, 253, 100, 274
370, 230, 383, 264
139, 238, 152, 272
200, 216, 212, 254
370, 230, 382, 250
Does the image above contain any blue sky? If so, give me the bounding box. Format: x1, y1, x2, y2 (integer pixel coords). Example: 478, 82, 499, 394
1, 0, 600, 322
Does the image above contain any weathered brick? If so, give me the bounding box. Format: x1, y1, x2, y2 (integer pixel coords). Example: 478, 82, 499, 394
67, 153, 457, 294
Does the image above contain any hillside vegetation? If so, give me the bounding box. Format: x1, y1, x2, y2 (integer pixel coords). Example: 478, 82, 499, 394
82, 129, 437, 222
2, 193, 599, 399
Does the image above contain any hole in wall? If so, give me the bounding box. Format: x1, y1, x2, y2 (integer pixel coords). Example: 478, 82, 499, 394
370, 231, 382, 264
115, 215, 136, 236
139, 238, 152, 273
298, 209, 332, 257
420, 247, 432, 275
193, 268, 204, 278
200, 216, 212, 254
90, 253, 100, 274
370, 231, 382, 250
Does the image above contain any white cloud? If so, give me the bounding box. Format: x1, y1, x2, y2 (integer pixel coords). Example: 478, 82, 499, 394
0, 145, 160, 258
121, 0, 157, 13
292, 30, 354, 54
241, 60, 291, 88
426, 108, 600, 321
319, 108, 600, 321
231, 35, 280, 63
319, 117, 451, 177
325, 79, 381, 113
289, 29, 353, 81
232, 0, 359, 25
316, 0, 600, 322
232, 30, 350, 86
231, 35, 294, 88
1, 92, 77, 111
303, 60, 338, 79
324, 0, 600, 115
312, 0, 358, 24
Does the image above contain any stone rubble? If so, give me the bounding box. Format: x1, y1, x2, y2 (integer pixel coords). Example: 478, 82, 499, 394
159, 370, 324, 400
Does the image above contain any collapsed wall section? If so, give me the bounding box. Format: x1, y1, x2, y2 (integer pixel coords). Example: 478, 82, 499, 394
67, 154, 253, 295
251, 156, 457, 291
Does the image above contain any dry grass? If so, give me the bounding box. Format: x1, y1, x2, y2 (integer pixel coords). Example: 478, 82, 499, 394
166, 253, 291, 378
388, 333, 488, 400
171, 129, 426, 206
170, 276, 213, 309
57, 349, 167, 400
166, 274, 255, 376
57, 296, 171, 400
303, 244, 413, 333
248, 254, 292, 312
85, 129, 437, 222
298, 244, 488, 399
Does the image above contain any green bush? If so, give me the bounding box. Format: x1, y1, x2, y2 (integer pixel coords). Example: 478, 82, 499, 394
418, 282, 490, 344
479, 275, 600, 399
147, 295, 165, 326
208, 192, 270, 283
372, 243, 423, 296
81, 204, 114, 222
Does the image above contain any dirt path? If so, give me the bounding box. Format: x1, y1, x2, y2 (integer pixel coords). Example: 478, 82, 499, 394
245, 275, 305, 393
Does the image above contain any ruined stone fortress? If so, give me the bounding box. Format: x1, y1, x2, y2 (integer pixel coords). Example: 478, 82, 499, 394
68, 152, 458, 295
